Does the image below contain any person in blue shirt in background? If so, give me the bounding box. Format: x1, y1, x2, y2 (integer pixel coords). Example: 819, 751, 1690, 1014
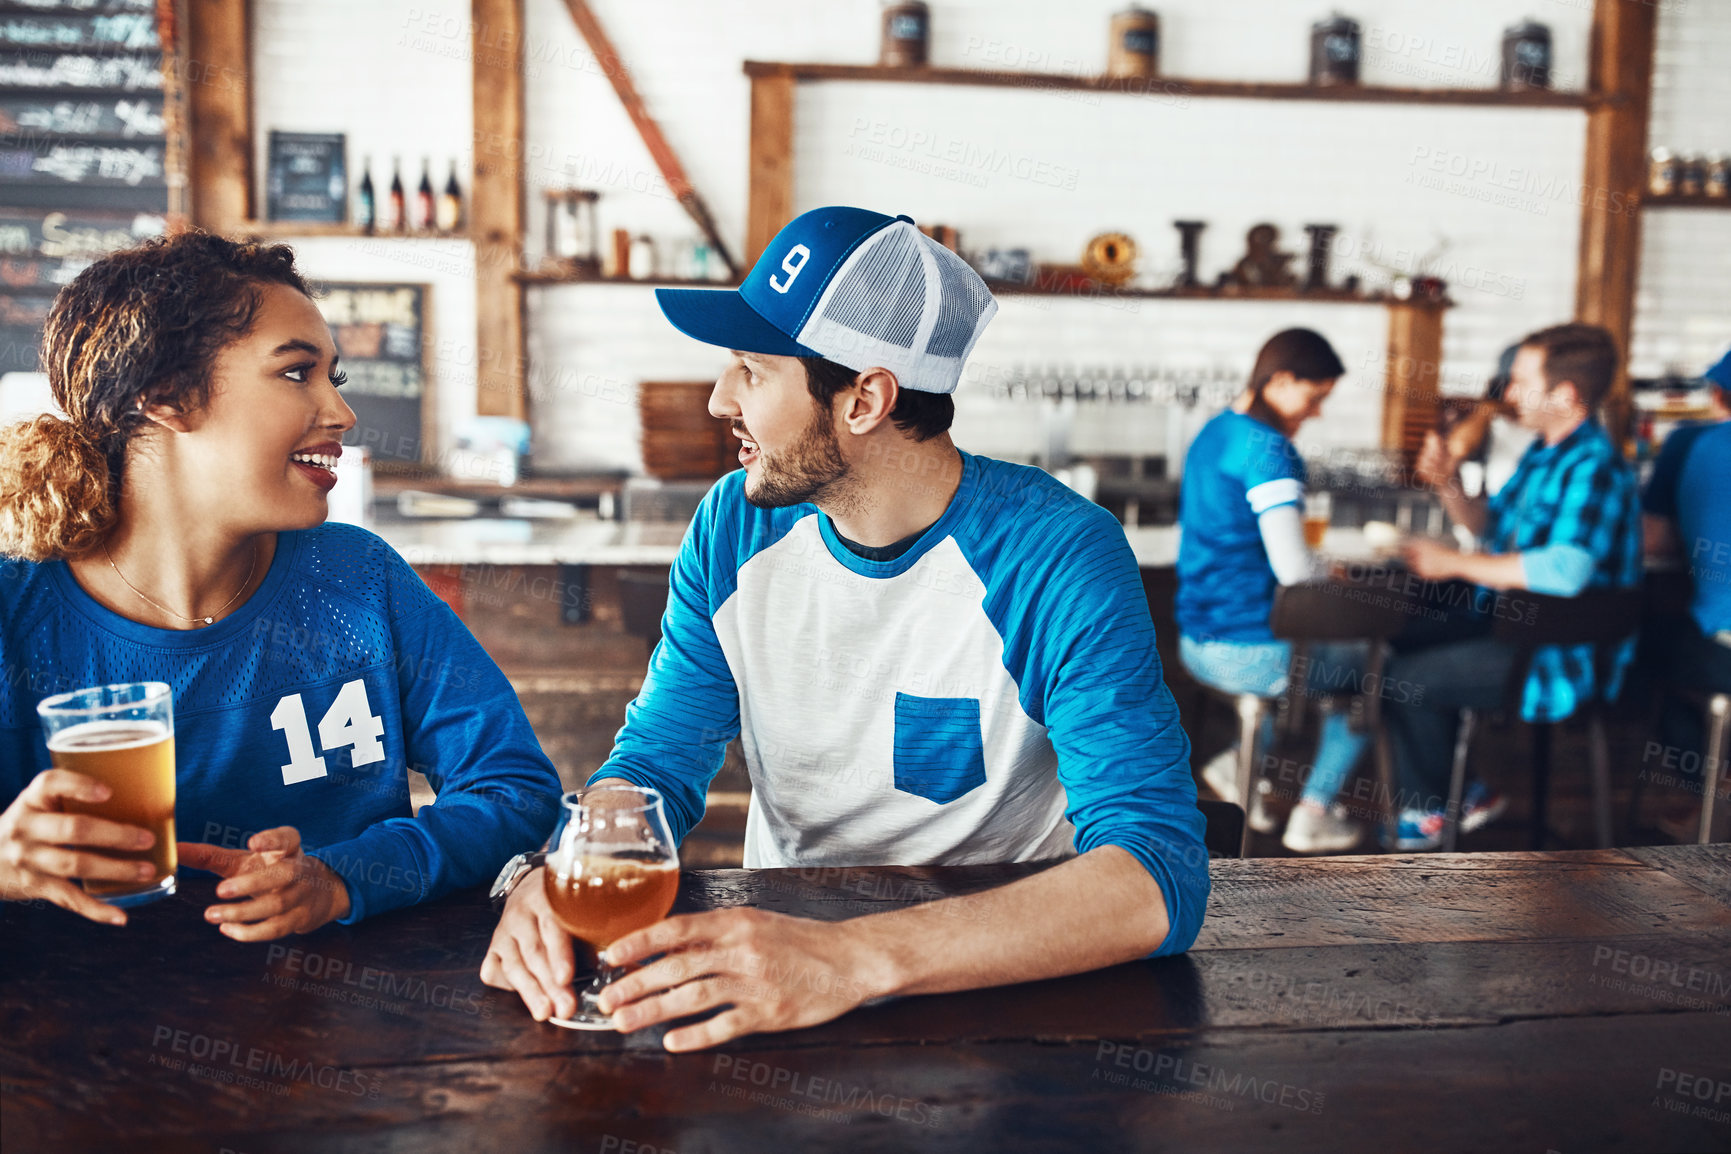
1399, 323, 1643, 848
1639, 347, 1731, 837
0, 231, 561, 936
1177, 328, 1375, 855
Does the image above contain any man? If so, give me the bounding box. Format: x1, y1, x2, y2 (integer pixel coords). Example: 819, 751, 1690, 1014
481, 206, 1208, 1050
1393, 323, 1642, 849
1639, 348, 1731, 836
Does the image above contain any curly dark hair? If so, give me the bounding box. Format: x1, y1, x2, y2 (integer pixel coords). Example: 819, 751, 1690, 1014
0, 229, 311, 559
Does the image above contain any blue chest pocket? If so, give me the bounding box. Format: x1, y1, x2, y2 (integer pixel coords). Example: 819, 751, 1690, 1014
893, 693, 986, 804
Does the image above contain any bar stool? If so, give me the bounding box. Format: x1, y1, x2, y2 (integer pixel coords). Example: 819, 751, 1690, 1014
1636, 684, 1731, 844
1699, 694, 1730, 843
1440, 587, 1644, 852
1207, 581, 1414, 856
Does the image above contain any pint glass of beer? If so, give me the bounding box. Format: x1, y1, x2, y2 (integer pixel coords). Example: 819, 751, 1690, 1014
543, 784, 679, 1030
1303, 490, 1333, 550
36, 681, 178, 907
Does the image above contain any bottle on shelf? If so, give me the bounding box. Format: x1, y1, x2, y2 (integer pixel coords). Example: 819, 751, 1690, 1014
437, 160, 462, 233
386, 157, 406, 232
415, 157, 435, 231
356, 156, 375, 233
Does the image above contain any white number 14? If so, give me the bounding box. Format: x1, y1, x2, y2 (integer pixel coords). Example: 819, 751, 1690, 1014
270, 680, 386, 785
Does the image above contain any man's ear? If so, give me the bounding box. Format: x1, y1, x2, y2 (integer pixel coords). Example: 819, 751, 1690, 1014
838, 368, 899, 436
1547, 380, 1588, 418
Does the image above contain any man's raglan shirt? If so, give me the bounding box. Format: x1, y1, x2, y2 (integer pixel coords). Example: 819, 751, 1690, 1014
0, 523, 562, 921
594, 451, 1210, 956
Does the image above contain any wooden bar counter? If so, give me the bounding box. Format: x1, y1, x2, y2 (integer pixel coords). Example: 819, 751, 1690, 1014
3, 847, 1728, 1152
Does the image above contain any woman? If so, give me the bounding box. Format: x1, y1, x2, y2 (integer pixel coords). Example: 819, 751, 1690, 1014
0, 231, 561, 936
1176, 328, 1368, 853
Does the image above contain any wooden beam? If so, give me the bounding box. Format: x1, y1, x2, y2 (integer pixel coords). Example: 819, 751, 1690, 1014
1383, 302, 1445, 468
471, 0, 526, 421
184, 0, 252, 234
1575, 0, 1657, 447
559, 0, 737, 278
746, 71, 794, 267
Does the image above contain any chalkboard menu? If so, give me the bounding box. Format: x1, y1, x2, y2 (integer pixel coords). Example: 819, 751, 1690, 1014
1, 0, 167, 376
313, 282, 432, 469
0, 204, 162, 371
266, 130, 346, 222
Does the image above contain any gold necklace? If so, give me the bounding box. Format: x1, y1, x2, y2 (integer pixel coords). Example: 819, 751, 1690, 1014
103, 541, 259, 627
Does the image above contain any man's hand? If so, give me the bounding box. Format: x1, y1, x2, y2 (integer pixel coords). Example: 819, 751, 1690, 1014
1402, 537, 1462, 581
479, 866, 579, 1022
177, 827, 351, 941
595, 908, 893, 1052
1414, 431, 1459, 492
0, 769, 156, 926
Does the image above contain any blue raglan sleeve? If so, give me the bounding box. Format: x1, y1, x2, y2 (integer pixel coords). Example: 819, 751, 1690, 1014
585, 485, 741, 844
984, 497, 1210, 956
307, 565, 563, 923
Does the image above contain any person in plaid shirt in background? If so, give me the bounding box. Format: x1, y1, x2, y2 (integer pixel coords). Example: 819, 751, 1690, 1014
1386, 323, 1642, 849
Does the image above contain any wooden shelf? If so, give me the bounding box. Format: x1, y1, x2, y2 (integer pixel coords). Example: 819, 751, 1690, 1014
1642, 193, 1731, 210
986, 280, 1450, 307
239, 221, 470, 241
515, 268, 739, 288
742, 60, 1606, 109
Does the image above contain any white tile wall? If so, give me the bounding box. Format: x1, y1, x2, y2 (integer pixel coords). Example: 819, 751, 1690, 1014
1629, 0, 1731, 379
244, 0, 1729, 473
251, 1, 478, 453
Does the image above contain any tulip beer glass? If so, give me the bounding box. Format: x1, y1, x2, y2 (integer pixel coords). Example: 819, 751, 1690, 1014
543, 784, 679, 1030
36, 681, 178, 906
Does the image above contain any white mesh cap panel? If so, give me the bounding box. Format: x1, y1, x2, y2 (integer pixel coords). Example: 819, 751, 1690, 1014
796, 221, 998, 394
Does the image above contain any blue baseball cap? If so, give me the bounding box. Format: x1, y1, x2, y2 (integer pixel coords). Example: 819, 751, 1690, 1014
655, 205, 998, 395
1705, 348, 1731, 394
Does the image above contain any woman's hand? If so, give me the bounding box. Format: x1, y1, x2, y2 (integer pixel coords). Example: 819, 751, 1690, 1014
178, 827, 351, 941
0, 768, 158, 926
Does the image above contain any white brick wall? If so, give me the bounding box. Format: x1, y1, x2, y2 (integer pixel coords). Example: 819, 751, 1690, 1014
1629, 0, 1731, 379
241, 0, 1728, 473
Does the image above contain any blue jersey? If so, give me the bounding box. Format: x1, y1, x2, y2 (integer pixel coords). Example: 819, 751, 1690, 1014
0, 523, 561, 922
1176, 410, 1306, 643
1665, 421, 1731, 634
593, 451, 1209, 957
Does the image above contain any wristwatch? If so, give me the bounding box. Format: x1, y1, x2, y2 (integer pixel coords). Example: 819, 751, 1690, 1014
489, 851, 547, 902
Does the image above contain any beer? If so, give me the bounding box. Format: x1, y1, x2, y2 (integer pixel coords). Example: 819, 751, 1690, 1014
49, 719, 177, 898
544, 850, 679, 952
544, 783, 678, 1030
1303, 515, 1329, 550
1303, 490, 1332, 551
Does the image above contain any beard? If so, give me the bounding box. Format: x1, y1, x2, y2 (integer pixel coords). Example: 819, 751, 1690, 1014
740, 402, 850, 509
